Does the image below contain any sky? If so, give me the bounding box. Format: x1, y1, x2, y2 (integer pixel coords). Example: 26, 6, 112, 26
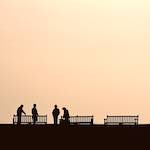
0, 0, 150, 124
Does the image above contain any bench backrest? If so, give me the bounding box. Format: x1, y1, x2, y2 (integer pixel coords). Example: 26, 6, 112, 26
13, 115, 47, 125
104, 115, 139, 125
69, 116, 94, 125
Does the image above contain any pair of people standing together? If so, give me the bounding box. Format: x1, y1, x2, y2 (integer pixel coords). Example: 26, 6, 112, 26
17, 104, 38, 125
52, 105, 70, 125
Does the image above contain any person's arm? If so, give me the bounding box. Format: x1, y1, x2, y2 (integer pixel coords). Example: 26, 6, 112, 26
63, 113, 65, 118
22, 110, 26, 115
37, 110, 39, 116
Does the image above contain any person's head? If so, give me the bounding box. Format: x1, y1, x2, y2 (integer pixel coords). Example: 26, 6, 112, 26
20, 105, 23, 108
54, 105, 57, 108
62, 107, 66, 111
33, 104, 36, 108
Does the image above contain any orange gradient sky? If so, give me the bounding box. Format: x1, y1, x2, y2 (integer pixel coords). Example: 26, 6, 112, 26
0, 0, 150, 124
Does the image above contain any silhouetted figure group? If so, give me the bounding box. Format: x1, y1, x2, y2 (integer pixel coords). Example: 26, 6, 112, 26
17, 104, 38, 125
52, 105, 70, 125
16, 104, 70, 125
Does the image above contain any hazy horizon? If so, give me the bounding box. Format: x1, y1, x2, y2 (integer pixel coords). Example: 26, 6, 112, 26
1, 0, 150, 124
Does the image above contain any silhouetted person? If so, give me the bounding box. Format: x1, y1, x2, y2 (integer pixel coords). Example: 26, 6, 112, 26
52, 105, 60, 125
62, 107, 70, 125
17, 105, 26, 125
32, 104, 38, 124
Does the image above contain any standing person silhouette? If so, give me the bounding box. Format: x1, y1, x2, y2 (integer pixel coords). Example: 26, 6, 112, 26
52, 105, 60, 125
32, 104, 38, 125
62, 107, 70, 125
17, 105, 26, 125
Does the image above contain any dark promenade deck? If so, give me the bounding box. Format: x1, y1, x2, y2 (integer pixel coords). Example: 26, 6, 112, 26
0, 124, 150, 149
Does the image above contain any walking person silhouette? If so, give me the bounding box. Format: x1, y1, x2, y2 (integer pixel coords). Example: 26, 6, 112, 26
17, 105, 26, 125
62, 107, 70, 125
52, 105, 60, 125
32, 104, 38, 125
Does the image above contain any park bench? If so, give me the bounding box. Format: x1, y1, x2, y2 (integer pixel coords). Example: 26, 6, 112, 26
13, 115, 47, 125
60, 115, 94, 125
104, 115, 139, 125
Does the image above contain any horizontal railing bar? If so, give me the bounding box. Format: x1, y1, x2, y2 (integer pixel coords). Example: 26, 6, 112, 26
107, 116, 138, 117
69, 116, 93, 118
106, 122, 138, 123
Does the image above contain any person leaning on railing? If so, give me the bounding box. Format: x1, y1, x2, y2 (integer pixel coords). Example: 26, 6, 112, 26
17, 105, 26, 125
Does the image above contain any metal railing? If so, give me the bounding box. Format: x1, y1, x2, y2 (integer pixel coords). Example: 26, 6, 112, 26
104, 115, 139, 125
13, 115, 47, 125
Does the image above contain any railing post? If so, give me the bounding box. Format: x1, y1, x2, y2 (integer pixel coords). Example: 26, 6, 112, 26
13, 115, 14, 125
91, 118, 93, 125
46, 115, 47, 124
104, 119, 106, 125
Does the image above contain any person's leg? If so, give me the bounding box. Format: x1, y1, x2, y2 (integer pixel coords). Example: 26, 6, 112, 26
32, 116, 35, 124
66, 118, 70, 125
33, 116, 36, 124
64, 118, 67, 125
35, 116, 37, 124
17, 116, 21, 125
56, 116, 58, 125
54, 116, 57, 125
